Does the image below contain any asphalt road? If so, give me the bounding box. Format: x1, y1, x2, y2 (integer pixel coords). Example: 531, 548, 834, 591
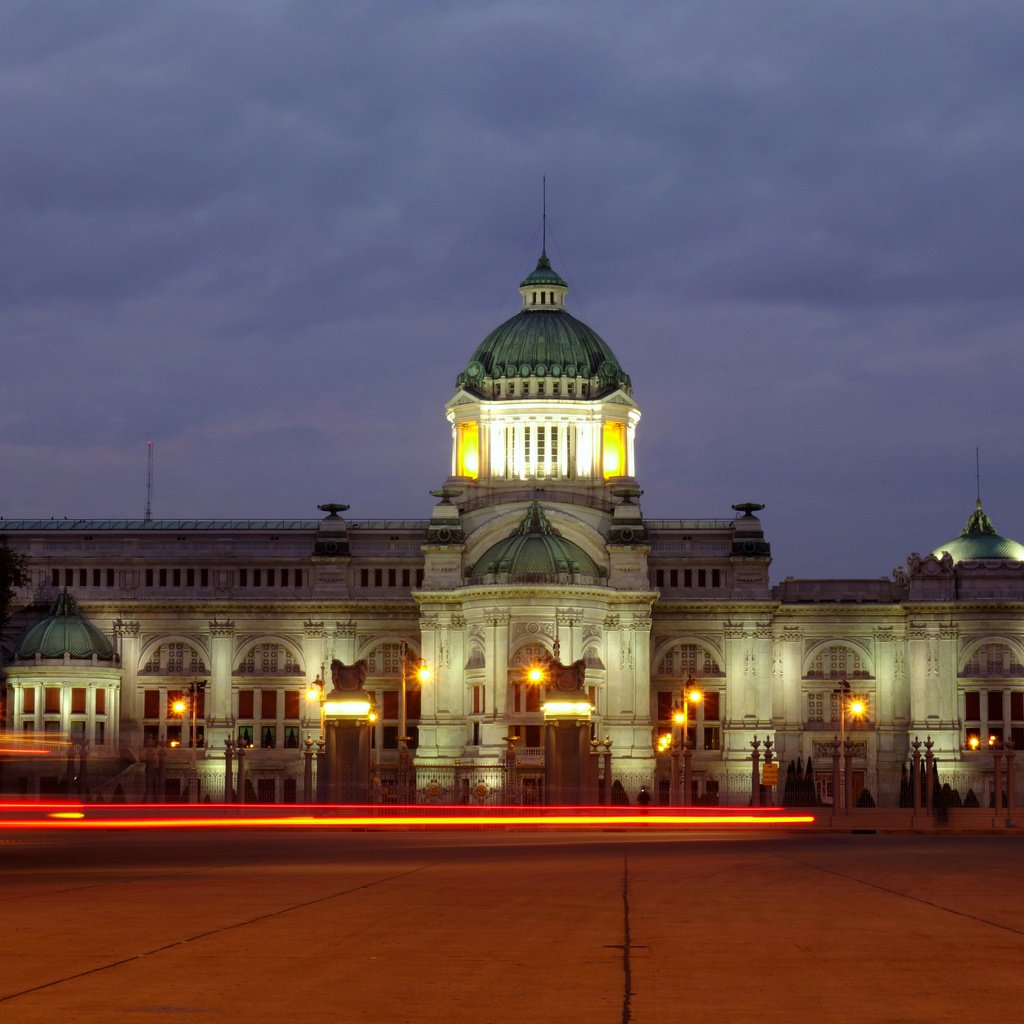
2, 829, 1023, 1023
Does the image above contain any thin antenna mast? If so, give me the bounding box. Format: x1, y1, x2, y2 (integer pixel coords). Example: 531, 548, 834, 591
145, 441, 153, 522
976, 446, 981, 504
542, 175, 547, 253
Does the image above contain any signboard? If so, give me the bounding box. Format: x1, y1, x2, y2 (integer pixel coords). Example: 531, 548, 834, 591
761, 763, 779, 786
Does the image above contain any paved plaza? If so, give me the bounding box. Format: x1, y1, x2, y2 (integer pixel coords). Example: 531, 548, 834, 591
2, 828, 1023, 1023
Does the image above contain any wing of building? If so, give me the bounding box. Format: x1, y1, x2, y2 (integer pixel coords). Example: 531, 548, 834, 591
3, 249, 1023, 807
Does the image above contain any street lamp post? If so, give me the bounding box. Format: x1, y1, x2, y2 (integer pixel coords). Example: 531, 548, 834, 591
834, 678, 867, 811
399, 641, 430, 802
306, 667, 327, 741
672, 678, 702, 806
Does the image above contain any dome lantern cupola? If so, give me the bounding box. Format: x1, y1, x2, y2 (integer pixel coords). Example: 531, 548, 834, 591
519, 250, 568, 311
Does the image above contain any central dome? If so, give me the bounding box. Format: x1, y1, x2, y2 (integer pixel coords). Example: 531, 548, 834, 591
456, 252, 630, 397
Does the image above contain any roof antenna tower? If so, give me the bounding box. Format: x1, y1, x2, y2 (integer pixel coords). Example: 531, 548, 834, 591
976, 446, 981, 505
542, 175, 547, 255
145, 441, 153, 522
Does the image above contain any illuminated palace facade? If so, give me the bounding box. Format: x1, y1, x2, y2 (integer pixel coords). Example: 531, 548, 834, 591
4, 250, 1024, 804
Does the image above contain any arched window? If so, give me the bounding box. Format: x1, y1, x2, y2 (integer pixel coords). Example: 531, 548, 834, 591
142, 642, 207, 674
963, 643, 1024, 677
807, 645, 868, 679
656, 643, 721, 678
236, 643, 301, 675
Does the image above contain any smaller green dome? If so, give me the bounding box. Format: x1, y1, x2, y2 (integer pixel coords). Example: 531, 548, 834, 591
16, 591, 116, 660
468, 503, 605, 582
931, 501, 1024, 562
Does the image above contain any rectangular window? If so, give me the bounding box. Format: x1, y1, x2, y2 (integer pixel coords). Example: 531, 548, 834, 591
201, 568, 209, 587
388, 569, 397, 587
670, 569, 678, 588
567, 382, 575, 396
253, 569, 262, 587
144, 690, 159, 718
361, 569, 369, 587
106, 568, 115, 587
965, 691, 981, 719
988, 690, 1004, 721
655, 569, 665, 587
66, 568, 74, 587
284, 690, 300, 718
239, 569, 248, 587
472, 686, 483, 714
187, 568, 195, 587
95, 721, 105, 745
51, 568, 60, 587
71, 688, 87, 714
294, 569, 303, 587
704, 691, 720, 720
159, 568, 167, 587
260, 725, 276, 749
92, 568, 101, 587
79, 568, 87, 587
684, 569, 693, 588
238, 690, 254, 718
267, 568, 275, 587
712, 569, 722, 588
416, 570, 424, 587
494, 383, 502, 397
237, 725, 253, 747
95, 689, 106, 714
284, 726, 300, 749
382, 691, 399, 719
146, 568, 154, 587
698, 569, 707, 587
261, 690, 277, 718
525, 686, 541, 713
406, 690, 422, 720
402, 569, 411, 587
1012, 692, 1024, 720
45, 687, 61, 713
281, 568, 289, 587
657, 691, 674, 724
23, 689, 35, 714
703, 726, 721, 751
552, 381, 560, 396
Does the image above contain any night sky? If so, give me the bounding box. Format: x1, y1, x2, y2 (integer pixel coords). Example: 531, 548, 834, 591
4, 2, 1024, 582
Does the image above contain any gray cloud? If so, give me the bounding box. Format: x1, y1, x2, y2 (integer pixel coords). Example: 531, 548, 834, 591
3, 1, 1024, 579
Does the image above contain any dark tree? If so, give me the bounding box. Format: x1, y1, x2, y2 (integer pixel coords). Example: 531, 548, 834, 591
0, 537, 29, 636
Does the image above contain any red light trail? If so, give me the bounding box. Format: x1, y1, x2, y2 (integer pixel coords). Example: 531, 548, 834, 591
0, 801, 815, 831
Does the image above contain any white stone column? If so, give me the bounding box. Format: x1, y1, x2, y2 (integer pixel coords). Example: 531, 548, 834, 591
114, 620, 141, 753
208, 620, 236, 750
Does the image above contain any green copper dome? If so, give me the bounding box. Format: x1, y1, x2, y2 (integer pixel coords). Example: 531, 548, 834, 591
931, 501, 1024, 562
16, 591, 116, 660
468, 503, 605, 582
457, 252, 630, 395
